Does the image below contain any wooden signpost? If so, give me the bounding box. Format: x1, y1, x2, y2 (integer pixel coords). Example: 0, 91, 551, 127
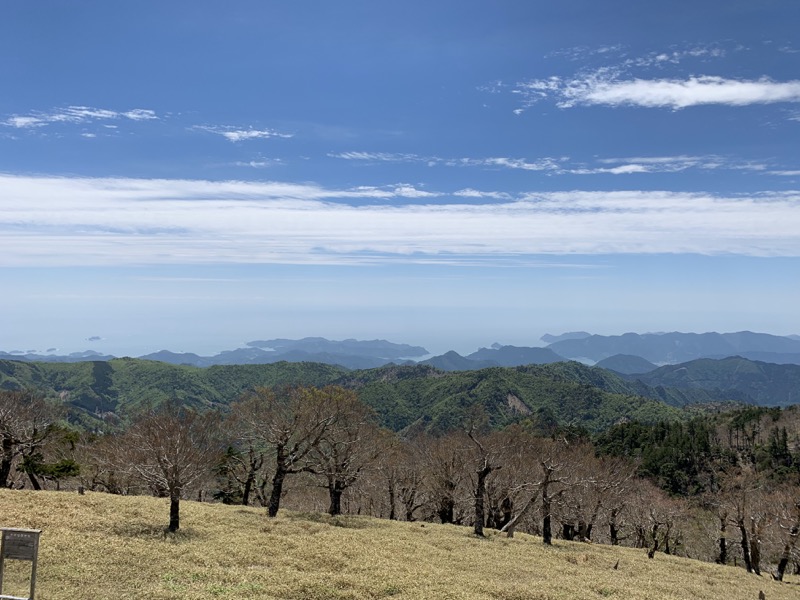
0, 528, 41, 600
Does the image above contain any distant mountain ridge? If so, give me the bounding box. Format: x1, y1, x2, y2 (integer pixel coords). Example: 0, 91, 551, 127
545, 331, 800, 365
5, 331, 800, 370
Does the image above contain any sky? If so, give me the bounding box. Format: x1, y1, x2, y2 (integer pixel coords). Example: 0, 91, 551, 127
1, 0, 800, 357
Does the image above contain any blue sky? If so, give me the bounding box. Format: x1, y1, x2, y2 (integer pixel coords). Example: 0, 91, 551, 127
2, 0, 799, 356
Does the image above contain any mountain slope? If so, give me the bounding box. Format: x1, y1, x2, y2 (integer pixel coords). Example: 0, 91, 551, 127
595, 354, 658, 375
632, 357, 800, 407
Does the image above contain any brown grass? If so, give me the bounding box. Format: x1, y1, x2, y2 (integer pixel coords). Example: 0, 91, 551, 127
0, 488, 796, 599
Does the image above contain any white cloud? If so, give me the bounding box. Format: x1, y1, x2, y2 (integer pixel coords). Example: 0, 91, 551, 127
517, 73, 800, 110
234, 159, 284, 168
331, 151, 563, 172
578, 155, 767, 175
577, 76, 800, 109
454, 188, 511, 200
770, 170, 800, 176
330, 151, 419, 162
194, 125, 293, 142
1, 175, 798, 267
570, 164, 650, 175
2, 106, 159, 129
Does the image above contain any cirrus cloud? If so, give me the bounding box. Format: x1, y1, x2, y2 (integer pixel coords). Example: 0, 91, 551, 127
0, 174, 798, 267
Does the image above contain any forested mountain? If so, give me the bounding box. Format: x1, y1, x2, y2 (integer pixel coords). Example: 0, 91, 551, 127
0, 359, 347, 426
3, 354, 794, 433
630, 356, 800, 407
0, 358, 686, 432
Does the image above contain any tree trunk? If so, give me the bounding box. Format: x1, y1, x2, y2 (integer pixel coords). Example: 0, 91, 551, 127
647, 523, 660, 559
268, 467, 286, 518
540, 462, 555, 545
27, 470, 42, 491
609, 508, 620, 546
473, 462, 492, 537
328, 480, 344, 516
501, 490, 540, 539
717, 514, 728, 564
168, 490, 181, 532
738, 519, 753, 573
750, 520, 762, 576
774, 524, 799, 582
542, 493, 552, 545
387, 478, 396, 521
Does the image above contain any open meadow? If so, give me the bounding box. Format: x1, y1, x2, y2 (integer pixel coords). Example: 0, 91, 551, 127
0, 489, 797, 600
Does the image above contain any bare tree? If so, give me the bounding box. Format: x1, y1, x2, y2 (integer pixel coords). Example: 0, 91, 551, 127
232, 386, 341, 517
417, 432, 472, 525
110, 403, 221, 532
306, 387, 385, 516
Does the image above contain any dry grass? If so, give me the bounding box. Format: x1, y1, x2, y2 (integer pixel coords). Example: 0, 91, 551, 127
0, 489, 797, 600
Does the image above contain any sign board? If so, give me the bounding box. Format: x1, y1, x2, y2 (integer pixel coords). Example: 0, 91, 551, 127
0, 528, 41, 600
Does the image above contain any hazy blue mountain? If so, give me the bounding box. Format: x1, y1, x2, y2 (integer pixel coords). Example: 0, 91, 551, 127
546, 331, 800, 364
467, 345, 565, 366
540, 332, 592, 344
421, 351, 498, 371
0, 350, 116, 363
138, 350, 207, 365
595, 354, 658, 375
630, 356, 800, 407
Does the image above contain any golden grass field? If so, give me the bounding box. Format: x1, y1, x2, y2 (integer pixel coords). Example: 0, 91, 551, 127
0, 488, 797, 600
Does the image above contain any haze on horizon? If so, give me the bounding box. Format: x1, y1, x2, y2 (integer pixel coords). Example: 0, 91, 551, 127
2, 1, 799, 358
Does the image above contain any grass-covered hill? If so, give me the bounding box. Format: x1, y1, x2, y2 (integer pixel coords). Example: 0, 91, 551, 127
2, 488, 797, 600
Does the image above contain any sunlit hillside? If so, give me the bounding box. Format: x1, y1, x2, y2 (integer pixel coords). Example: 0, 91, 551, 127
1, 489, 796, 600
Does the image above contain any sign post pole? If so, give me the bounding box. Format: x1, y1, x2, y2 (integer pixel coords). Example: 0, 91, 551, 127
0, 528, 41, 600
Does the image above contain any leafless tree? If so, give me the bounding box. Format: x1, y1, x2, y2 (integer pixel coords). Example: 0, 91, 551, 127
305, 387, 385, 516
109, 402, 221, 532
417, 431, 472, 525
232, 386, 341, 517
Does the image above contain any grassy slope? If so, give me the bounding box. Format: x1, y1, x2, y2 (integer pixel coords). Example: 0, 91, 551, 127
1, 489, 797, 600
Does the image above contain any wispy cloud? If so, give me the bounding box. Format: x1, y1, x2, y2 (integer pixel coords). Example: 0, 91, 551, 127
334, 151, 770, 176
330, 151, 564, 172
233, 158, 285, 169
1, 174, 798, 267
517, 74, 800, 110
571, 155, 769, 175
2, 106, 158, 129
194, 125, 293, 142
509, 42, 799, 112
